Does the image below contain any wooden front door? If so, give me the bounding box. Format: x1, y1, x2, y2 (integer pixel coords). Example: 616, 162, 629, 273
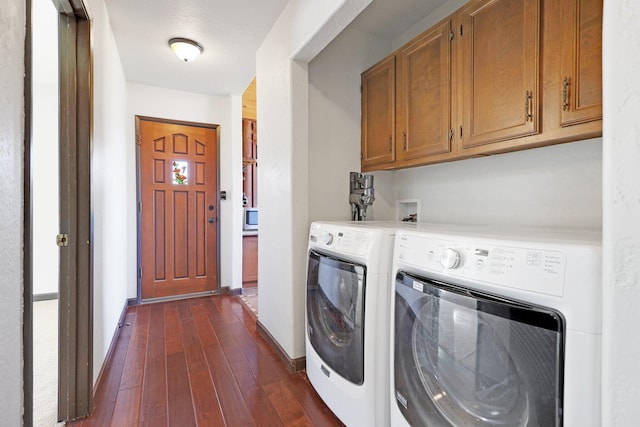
138, 117, 219, 300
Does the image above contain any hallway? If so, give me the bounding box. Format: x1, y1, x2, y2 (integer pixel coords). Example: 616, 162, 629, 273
69, 295, 341, 426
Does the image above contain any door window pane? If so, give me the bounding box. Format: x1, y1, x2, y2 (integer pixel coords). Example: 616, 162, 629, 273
172, 161, 188, 185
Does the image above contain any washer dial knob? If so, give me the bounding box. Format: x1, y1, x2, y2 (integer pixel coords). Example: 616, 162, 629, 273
440, 248, 461, 269
322, 231, 334, 245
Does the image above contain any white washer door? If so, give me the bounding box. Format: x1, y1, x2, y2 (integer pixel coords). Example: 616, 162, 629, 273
306, 249, 366, 384
393, 271, 564, 427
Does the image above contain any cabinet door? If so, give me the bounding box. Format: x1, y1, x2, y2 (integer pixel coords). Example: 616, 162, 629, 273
396, 20, 453, 161
242, 162, 253, 207
242, 236, 258, 284
460, 0, 540, 149
242, 118, 256, 160
560, 0, 602, 126
361, 55, 396, 169
251, 162, 257, 207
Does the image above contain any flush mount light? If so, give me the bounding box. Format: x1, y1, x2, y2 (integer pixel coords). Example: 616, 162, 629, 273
168, 37, 203, 62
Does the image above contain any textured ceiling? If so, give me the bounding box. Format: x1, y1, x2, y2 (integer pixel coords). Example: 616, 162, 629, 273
105, 0, 448, 96
105, 0, 289, 96
350, 0, 449, 41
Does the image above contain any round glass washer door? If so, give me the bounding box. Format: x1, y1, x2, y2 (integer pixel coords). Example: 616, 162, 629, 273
411, 300, 529, 426
393, 271, 564, 427
306, 250, 366, 385
316, 272, 358, 348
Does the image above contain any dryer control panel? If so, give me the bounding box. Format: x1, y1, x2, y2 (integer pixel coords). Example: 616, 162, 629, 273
396, 233, 567, 297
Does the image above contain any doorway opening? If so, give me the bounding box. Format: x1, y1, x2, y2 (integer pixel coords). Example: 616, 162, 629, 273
240, 77, 259, 317
25, 0, 93, 424
30, 0, 62, 424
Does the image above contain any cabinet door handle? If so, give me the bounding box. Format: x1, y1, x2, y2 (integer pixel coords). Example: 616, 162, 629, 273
402, 131, 407, 151
525, 91, 533, 122
562, 77, 569, 111
387, 135, 392, 152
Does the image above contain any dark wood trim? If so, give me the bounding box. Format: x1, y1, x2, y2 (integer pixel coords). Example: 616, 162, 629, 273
26, 0, 92, 424
33, 293, 59, 302
51, 0, 73, 14
75, 17, 93, 418
57, 3, 92, 421
135, 115, 219, 130
256, 320, 306, 373
134, 116, 142, 304
23, 1, 33, 425
57, 13, 78, 418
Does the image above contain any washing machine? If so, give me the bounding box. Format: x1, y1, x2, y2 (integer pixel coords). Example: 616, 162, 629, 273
389, 226, 602, 427
306, 221, 401, 427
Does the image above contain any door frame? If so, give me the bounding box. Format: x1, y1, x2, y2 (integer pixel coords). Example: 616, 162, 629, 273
57, 4, 93, 421
24, 0, 93, 424
135, 115, 221, 303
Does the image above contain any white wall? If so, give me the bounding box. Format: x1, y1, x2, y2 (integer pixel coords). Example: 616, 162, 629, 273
391, 138, 602, 228
126, 83, 243, 294
85, 0, 131, 384
0, 0, 25, 422
308, 26, 393, 222
391, 0, 468, 49
602, 1, 640, 424
256, 0, 372, 359
32, 0, 59, 296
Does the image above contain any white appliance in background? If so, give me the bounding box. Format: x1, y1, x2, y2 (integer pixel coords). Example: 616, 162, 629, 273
390, 226, 602, 427
305, 221, 398, 427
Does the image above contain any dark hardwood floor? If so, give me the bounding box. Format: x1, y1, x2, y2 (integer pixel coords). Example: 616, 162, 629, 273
69, 295, 343, 426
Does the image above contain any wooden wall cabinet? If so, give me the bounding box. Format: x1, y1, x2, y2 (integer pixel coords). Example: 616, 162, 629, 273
242, 118, 258, 207
362, 21, 455, 171
361, 55, 396, 169
242, 235, 258, 286
361, 0, 602, 172
396, 20, 454, 163
559, 0, 603, 127
460, 0, 540, 149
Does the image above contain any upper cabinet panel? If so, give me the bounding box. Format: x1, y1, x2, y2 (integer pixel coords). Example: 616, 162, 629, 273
361, 55, 396, 169
396, 20, 453, 162
560, 0, 603, 127
360, 0, 602, 172
460, 0, 540, 149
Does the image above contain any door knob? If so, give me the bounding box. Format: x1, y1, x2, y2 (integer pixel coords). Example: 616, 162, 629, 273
208, 217, 215, 223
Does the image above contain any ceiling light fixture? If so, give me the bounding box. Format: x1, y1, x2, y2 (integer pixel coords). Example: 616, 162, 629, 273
168, 37, 203, 62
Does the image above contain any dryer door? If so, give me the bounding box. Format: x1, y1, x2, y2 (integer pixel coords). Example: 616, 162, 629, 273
306, 250, 366, 385
393, 271, 564, 427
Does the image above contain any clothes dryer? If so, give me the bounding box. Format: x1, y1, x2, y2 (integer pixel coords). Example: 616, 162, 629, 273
390, 226, 601, 427
306, 221, 398, 427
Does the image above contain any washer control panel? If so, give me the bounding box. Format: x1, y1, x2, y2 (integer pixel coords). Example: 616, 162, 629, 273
396, 233, 567, 296
309, 224, 370, 257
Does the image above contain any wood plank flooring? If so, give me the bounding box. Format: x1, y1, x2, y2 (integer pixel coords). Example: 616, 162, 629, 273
69, 295, 343, 426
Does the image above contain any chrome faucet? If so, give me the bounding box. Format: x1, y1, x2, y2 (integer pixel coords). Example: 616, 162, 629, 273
349, 172, 375, 221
